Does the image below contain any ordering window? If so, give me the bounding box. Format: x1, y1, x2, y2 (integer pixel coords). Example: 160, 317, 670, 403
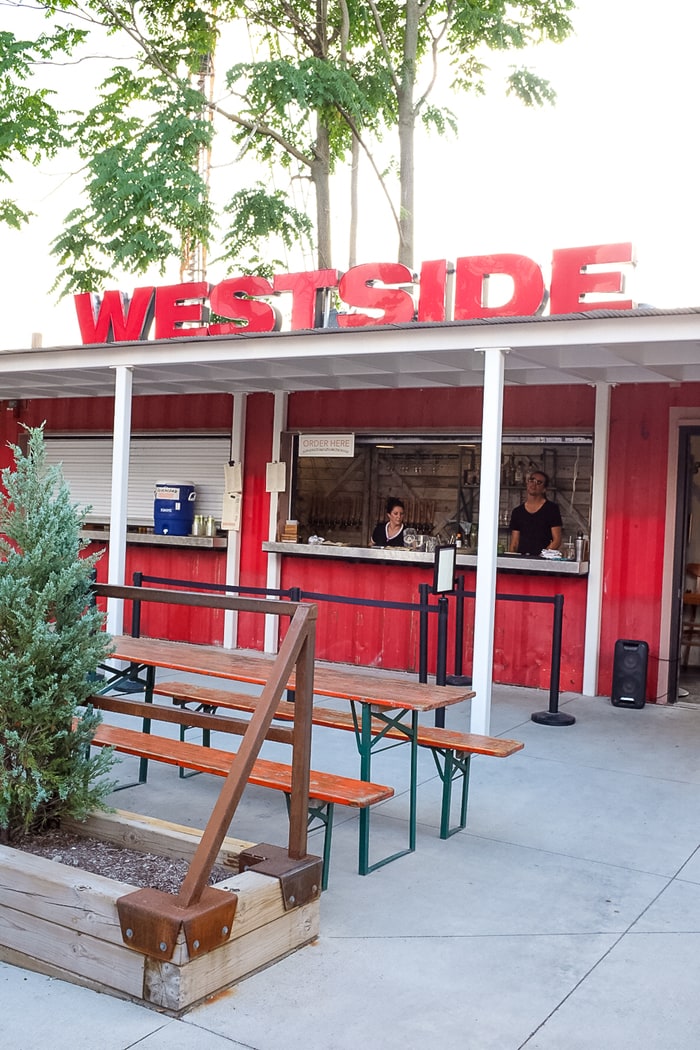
289, 432, 593, 548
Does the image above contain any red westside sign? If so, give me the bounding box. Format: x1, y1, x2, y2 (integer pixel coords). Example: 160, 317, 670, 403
74, 242, 634, 343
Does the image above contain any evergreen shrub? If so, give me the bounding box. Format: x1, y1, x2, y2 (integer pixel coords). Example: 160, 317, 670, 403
0, 425, 116, 840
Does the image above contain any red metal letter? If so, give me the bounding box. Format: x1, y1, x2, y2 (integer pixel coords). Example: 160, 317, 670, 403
549, 243, 635, 314
417, 260, 452, 322
454, 255, 545, 319
273, 269, 339, 330
74, 287, 155, 343
209, 277, 280, 334
337, 263, 415, 327
154, 282, 210, 339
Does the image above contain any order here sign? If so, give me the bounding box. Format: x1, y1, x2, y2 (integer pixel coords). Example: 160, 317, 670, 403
299, 434, 355, 457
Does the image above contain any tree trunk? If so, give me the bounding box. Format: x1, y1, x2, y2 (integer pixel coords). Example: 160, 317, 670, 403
348, 136, 359, 267
312, 117, 332, 269
397, 0, 419, 269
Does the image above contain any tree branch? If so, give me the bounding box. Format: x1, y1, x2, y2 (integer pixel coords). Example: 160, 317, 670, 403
366, 0, 401, 94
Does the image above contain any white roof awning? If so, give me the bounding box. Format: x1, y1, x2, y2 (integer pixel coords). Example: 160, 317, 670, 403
1, 307, 699, 399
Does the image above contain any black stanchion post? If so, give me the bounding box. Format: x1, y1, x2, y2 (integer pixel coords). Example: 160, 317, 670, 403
87, 569, 105, 685
446, 573, 472, 688
131, 571, 143, 637
435, 596, 449, 726
418, 583, 430, 684
286, 587, 303, 700
453, 574, 465, 678
531, 593, 574, 726
115, 571, 145, 693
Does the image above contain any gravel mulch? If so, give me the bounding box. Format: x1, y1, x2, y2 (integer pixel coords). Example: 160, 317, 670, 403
17, 829, 233, 895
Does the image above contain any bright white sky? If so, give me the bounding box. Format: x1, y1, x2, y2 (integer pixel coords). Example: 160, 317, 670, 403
1, 0, 699, 350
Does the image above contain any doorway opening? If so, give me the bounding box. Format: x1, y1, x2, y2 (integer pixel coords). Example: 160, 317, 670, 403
674, 428, 700, 704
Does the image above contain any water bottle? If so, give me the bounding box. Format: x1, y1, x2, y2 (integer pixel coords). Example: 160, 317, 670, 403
575, 532, 584, 561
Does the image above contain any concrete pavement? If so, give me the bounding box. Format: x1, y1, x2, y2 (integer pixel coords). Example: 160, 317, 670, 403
3, 683, 700, 1049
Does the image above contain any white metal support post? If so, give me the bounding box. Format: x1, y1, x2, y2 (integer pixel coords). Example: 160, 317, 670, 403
223, 392, 247, 649
582, 382, 611, 695
106, 365, 133, 636
470, 347, 508, 735
264, 392, 288, 652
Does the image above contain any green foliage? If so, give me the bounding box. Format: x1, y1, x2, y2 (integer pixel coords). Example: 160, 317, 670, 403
51, 69, 215, 296
218, 183, 313, 273
445, 0, 575, 92
0, 426, 116, 841
506, 67, 557, 107
420, 104, 458, 137
0, 26, 84, 224
1, 0, 576, 281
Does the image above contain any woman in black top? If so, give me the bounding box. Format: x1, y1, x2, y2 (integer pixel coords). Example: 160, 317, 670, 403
371, 497, 406, 547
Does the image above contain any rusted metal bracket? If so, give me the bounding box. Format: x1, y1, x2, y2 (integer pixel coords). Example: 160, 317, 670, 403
117, 886, 237, 961
238, 843, 323, 909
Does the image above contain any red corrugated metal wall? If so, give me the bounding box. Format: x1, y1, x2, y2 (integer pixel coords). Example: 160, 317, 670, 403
23, 393, 233, 432
599, 383, 700, 699
91, 541, 228, 642
236, 394, 274, 649
15, 380, 700, 698
287, 385, 596, 430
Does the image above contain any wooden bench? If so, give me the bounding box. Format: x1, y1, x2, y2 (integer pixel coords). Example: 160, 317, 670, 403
87, 698, 394, 890
152, 679, 524, 839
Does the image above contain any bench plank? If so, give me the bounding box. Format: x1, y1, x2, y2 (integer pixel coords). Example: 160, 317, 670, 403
93, 723, 393, 808
90, 723, 393, 890
153, 681, 524, 758
152, 680, 524, 839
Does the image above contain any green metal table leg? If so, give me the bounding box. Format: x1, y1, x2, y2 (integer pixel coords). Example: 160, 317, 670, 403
439, 750, 455, 839
435, 749, 472, 839
458, 754, 471, 831
357, 702, 417, 875
358, 702, 373, 876
408, 709, 418, 851
319, 802, 333, 891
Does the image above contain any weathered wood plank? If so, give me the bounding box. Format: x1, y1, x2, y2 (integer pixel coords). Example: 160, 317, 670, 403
64, 809, 253, 871
0, 830, 319, 1012
0, 885, 147, 998
92, 724, 394, 807
154, 680, 524, 757
110, 635, 474, 709
146, 900, 320, 1012
0, 844, 134, 943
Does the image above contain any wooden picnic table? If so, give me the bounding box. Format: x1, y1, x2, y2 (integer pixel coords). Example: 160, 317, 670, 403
105, 636, 475, 874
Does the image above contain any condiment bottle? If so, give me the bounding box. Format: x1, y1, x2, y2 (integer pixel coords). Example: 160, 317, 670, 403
575, 532, 584, 560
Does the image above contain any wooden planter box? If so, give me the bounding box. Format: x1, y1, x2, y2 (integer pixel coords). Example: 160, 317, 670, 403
0, 809, 320, 1014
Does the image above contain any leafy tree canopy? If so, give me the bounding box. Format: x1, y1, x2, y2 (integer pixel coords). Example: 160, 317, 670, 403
1, 0, 575, 288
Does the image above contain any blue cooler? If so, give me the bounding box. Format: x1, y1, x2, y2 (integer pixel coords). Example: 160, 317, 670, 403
153, 481, 196, 536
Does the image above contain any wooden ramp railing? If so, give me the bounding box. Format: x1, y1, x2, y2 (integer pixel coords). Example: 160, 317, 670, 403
93, 583, 320, 962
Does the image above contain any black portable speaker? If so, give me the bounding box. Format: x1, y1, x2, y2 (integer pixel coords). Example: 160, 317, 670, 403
611, 639, 648, 708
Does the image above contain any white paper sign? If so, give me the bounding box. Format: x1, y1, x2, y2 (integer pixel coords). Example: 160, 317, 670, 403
221, 492, 242, 530
266, 462, 287, 492
224, 462, 242, 493
299, 433, 355, 458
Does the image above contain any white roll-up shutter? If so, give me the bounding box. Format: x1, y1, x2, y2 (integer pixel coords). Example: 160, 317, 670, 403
45, 436, 231, 524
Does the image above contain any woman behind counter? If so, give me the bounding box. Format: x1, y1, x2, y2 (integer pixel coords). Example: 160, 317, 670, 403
371, 497, 406, 547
